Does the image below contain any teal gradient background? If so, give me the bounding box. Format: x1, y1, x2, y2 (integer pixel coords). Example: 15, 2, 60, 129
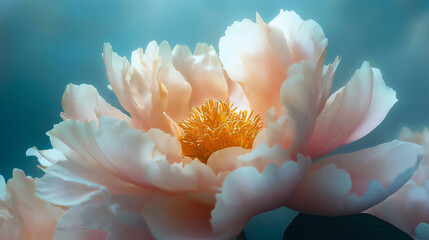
0, 0, 428, 238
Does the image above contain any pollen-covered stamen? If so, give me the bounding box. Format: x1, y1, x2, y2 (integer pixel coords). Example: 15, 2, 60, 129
178, 99, 263, 163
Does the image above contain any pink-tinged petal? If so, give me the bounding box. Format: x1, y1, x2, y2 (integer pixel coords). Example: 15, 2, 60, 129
46, 117, 179, 189
207, 147, 250, 175
157, 41, 192, 122
211, 151, 310, 235
142, 194, 238, 240
269, 10, 327, 66
238, 143, 295, 171
279, 57, 325, 156
60, 84, 135, 128
143, 158, 220, 193
226, 76, 251, 112
366, 180, 429, 238
286, 140, 424, 216
172, 43, 228, 108
26, 147, 65, 166
265, 107, 295, 149
306, 62, 397, 158
103, 42, 176, 135
54, 193, 153, 240
5, 169, 63, 240
219, 13, 291, 115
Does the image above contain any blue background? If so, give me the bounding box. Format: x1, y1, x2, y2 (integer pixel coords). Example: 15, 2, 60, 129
1, 0, 428, 238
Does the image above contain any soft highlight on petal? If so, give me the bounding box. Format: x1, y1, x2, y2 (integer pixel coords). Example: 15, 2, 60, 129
286, 140, 424, 216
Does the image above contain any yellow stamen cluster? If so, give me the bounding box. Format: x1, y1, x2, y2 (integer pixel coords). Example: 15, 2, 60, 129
178, 99, 263, 163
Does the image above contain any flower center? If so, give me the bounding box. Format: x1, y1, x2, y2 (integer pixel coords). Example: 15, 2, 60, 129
178, 99, 262, 163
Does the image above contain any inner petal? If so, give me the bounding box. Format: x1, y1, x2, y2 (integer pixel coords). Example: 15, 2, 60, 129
178, 99, 262, 163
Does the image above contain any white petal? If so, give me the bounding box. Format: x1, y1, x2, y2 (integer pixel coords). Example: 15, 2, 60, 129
219, 14, 290, 115
142, 194, 237, 240
172, 43, 228, 108
286, 140, 424, 216
211, 153, 310, 235
54, 192, 153, 240
60, 84, 135, 128
103, 42, 176, 134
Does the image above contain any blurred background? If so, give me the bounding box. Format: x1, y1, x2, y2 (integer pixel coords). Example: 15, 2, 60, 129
0, 0, 428, 238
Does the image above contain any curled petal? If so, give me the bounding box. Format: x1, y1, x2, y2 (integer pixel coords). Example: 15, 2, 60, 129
172, 43, 228, 108
26, 147, 65, 167
307, 62, 397, 158
60, 84, 135, 128
211, 149, 311, 235
206, 147, 250, 175
286, 140, 424, 216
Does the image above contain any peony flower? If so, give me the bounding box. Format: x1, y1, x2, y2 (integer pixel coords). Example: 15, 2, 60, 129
367, 127, 429, 239
0, 169, 63, 240
28, 10, 424, 239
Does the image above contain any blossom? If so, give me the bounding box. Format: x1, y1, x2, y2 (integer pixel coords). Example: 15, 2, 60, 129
0, 169, 63, 240
27, 10, 424, 239
367, 127, 429, 239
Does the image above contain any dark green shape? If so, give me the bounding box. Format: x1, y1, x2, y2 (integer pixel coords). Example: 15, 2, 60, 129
283, 213, 412, 240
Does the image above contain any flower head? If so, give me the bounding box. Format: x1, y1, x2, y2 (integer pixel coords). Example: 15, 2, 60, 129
26, 10, 424, 239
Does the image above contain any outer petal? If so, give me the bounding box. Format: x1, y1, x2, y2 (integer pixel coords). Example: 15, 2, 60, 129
103, 42, 176, 134
60, 84, 135, 128
219, 13, 291, 115
45, 117, 176, 189
211, 146, 311, 235
142, 194, 238, 240
306, 62, 397, 158
26, 147, 66, 167
4, 169, 63, 240
367, 181, 429, 238
54, 192, 153, 240
286, 140, 424, 216
366, 127, 429, 238
36, 160, 145, 206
